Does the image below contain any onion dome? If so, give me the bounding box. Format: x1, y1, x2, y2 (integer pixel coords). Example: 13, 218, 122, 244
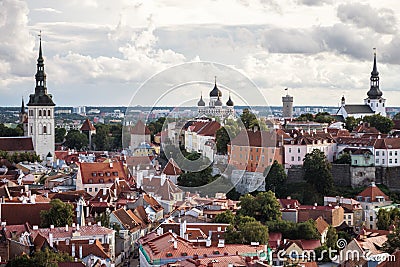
215, 96, 222, 106
226, 95, 234, 106
197, 94, 205, 106
209, 77, 222, 97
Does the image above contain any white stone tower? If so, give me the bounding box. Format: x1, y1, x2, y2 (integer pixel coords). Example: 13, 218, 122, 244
364, 49, 386, 117
27, 34, 55, 160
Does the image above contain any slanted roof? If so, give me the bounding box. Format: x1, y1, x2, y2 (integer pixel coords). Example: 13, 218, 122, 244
80, 118, 96, 131
343, 105, 374, 114
130, 120, 151, 135
357, 183, 390, 202
112, 208, 140, 232
230, 129, 277, 147
78, 161, 127, 185
162, 159, 182, 176
0, 137, 34, 151
315, 216, 329, 235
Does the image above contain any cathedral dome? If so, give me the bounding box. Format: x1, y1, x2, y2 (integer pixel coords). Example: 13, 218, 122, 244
226, 95, 234, 106
197, 95, 205, 106
209, 79, 222, 97
215, 96, 222, 106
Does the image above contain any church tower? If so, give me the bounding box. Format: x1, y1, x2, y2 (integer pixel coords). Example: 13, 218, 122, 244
19, 97, 28, 136
27, 34, 55, 160
364, 49, 386, 116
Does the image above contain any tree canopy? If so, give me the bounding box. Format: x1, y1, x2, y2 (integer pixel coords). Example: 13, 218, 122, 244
0, 123, 23, 137
264, 160, 287, 197
303, 149, 333, 195
215, 127, 230, 154
240, 108, 258, 130
363, 114, 394, 134
6, 249, 73, 267
377, 208, 400, 230
40, 199, 75, 228
238, 191, 282, 223
214, 210, 235, 225
266, 219, 320, 240
64, 129, 88, 151
55, 127, 66, 143
0, 150, 40, 164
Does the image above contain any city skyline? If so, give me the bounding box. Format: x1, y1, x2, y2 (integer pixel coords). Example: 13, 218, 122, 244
1, 0, 400, 107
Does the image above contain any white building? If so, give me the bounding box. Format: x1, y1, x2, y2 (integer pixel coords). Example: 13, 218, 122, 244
26, 36, 55, 160
337, 50, 386, 119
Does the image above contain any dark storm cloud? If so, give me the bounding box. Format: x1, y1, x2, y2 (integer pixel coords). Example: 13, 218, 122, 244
337, 3, 397, 34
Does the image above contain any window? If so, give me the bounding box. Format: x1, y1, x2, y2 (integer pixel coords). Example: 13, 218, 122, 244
48, 110, 51, 116
390, 151, 392, 156
39, 110, 42, 116
29, 110, 33, 116
383, 159, 385, 164
395, 151, 398, 156
95, 188, 98, 192
291, 156, 294, 161
376, 151, 379, 156
298, 148, 301, 153
43, 126, 47, 134
396, 159, 398, 164
389, 159, 392, 164
376, 159, 379, 164
298, 156, 301, 161
383, 151, 385, 156
289, 148, 292, 153
348, 215, 351, 219
89, 188, 92, 192
92, 172, 97, 177
354, 160, 358, 164
370, 216, 373, 221
113, 172, 118, 176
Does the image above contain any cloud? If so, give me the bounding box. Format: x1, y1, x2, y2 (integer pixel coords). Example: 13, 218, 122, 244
337, 3, 397, 34
33, 8, 62, 14
297, 0, 333, 6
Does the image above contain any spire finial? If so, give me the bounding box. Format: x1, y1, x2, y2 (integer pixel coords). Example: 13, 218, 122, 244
38, 30, 43, 59
371, 47, 378, 76
214, 76, 217, 85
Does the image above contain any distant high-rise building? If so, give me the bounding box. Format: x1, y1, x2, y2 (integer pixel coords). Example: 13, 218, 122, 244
282, 88, 293, 118
27, 34, 55, 160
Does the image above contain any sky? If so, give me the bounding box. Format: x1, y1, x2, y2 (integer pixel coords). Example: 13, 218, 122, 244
1, 0, 400, 108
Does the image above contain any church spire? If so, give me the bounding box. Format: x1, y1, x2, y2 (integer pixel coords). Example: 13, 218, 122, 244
27, 31, 55, 107
367, 48, 382, 100
21, 97, 25, 113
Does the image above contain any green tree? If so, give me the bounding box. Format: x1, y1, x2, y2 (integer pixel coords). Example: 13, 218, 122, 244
326, 226, 338, 249
240, 108, 257, 129
55, 127, 67, 143
64, 130, 88, 151
296, 220, 320, 240
265, 219, 320, 240
214, 210, 235, 225
95, 211, 111, 227
363, 114, 394, 134
344, 116, 360, 132
303, 149, 333, 195
215, 127, 230, 154
377, 209, 391, 230
314, 112, 334, 123
92, 124, 109, 150
6, 248, 73, 267
264, 160, 287, 197
295, 113, 314, 122
40, 199, 74, 228
383, 227, 400, 254
334, 152, 351, 164
239, 221, 269, 244
238, 191, 282, 222
0, 123, 24, 137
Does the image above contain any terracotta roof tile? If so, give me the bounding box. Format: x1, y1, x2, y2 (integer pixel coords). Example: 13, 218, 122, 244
162, 158, 182, 176
0, 137, 34, 151
230, 130, 277, 147
1, 203, 51, 225
112, 208, 140, 232
315, 217, 329, 235
80, 119, 96, 131
131, 120, 151, 135
78, 161, 127, 185
357, 184, 390, 202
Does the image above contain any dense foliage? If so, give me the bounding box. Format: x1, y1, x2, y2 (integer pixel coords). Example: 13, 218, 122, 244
303, 149, 333, 195
0, 150, 40, 164
64, 129, 88, 151
6, 249, 74, 267
363, 114, 394, 134
40, 199, 74, 228
264, 160, 287, 197
237, 191, 282, 223
0, 123, 23, 137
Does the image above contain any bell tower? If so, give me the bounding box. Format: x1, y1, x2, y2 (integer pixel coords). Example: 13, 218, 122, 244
27, 32, 56, 160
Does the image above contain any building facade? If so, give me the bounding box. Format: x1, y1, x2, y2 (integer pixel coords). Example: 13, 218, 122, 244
26, 36, 55, 160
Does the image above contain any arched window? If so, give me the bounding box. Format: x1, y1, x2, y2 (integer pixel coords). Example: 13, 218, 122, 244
43, 125, 47, 134
43, 109, 46, 116
48, 110, 51, 116
39, 110, 42, 116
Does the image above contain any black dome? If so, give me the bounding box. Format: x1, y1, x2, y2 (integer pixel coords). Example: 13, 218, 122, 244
226, 96, 234, 106
197, 95, 205, 106
215, 96, 222, 106
367, 87, 383, 99
209, 83, 221, 97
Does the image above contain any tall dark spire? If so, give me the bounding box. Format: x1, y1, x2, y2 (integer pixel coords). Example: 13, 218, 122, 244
209, 76, 222, 97
21, 97, 25, 113
27, 32, 55, 106
367, 48, 382, 100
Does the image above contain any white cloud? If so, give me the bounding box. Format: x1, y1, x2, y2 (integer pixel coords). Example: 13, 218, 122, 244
33, 7, 61, 14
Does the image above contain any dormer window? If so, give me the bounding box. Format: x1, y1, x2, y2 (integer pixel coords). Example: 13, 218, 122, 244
99, 179, 104, 183
88, 179, 93, 183
92, 172, 97, 177
99, 172, 104, 177
106, 172, 111, 177
113, 172, 118, 176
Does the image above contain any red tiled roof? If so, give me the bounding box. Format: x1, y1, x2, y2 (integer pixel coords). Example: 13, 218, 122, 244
357, 184, 390, 202
375, 138, 400, 149
30, 225, 114, 241
78, 161, 127, 185
131, 120, 151, 135
112, 208, 140, 232
1, 203, 51, 225
58, 262, 86, 267
278, 198, 300, 209
80, 118, 96, 131
0, 137, 34, 151
56, 239, 110, 260
144, 194, 163, 212
162, 158, 182, 176
196, 121, 221, 137
230, 129, 277, 147
315, 217, 329, 234
377, 250, 400, 267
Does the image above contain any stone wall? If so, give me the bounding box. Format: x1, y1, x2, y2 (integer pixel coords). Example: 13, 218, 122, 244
350, 166, 375, 188
331, 164, 351, 187
376, 166, 400, 191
